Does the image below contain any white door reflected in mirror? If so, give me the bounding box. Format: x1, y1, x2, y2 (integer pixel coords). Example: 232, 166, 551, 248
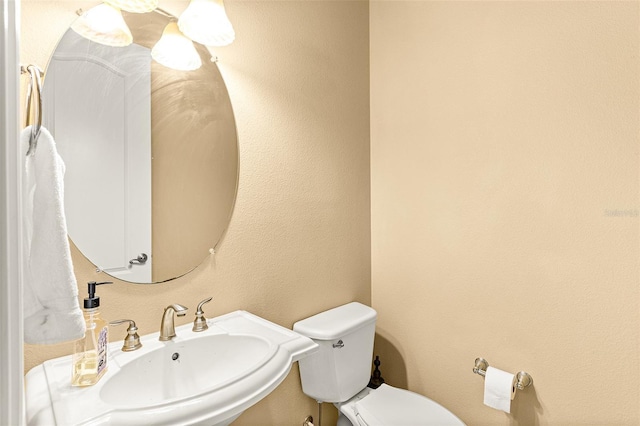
44, 31, 152, 282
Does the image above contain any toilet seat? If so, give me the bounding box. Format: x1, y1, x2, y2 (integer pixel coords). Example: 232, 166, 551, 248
342, 384, 465, 426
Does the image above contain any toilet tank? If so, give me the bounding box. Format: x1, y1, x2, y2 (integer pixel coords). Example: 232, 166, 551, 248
293, 302, 377, 403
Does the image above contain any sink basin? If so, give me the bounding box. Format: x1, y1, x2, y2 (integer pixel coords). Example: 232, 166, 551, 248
25, 310, 318, 426
101, 334, 275, 407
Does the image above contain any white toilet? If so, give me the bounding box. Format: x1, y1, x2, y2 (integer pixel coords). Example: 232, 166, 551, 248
293, 302, 465, 426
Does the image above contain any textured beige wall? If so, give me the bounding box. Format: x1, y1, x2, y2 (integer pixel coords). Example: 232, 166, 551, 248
149, 46, 238, 282
21, 1, 370, 424
371, 1, 639, 425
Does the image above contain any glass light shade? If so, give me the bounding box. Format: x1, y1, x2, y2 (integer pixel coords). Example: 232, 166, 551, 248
151, 22, 202, 71
71, 4, 133, 47
105, 0, 159, 13
178, 0, 235, 46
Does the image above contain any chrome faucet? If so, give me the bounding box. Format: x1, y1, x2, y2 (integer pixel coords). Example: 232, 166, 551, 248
159, 304, 188, 341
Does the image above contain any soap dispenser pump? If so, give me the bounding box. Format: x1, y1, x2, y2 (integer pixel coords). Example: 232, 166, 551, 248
72, 281, 112, 387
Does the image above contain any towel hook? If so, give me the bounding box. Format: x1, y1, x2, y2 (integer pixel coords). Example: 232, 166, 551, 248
21, 64, 44, 156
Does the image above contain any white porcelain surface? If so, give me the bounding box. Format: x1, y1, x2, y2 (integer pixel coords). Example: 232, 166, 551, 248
25, 310, 318, 426
338, 384, 465, 426
294, 302, 377, 403
101, 334, 273, 407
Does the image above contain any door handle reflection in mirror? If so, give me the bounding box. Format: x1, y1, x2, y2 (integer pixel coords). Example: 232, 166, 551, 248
129, 253, 148, 265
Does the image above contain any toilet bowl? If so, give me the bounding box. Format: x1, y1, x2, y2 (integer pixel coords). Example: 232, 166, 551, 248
336, 383, 463, 426
293, 302, 465, 426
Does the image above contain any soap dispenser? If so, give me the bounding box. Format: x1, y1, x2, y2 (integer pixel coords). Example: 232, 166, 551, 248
72, 281, 112, 387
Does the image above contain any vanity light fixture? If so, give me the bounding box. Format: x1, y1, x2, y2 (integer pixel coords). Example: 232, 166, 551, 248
105, 0, 159, 13
71, 1, 233, 71
178, 0, 235, 46
71, 3, 133, 47
151, 22, 202, 71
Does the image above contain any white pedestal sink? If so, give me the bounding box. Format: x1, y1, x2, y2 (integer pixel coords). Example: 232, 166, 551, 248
25, 310, 318, 425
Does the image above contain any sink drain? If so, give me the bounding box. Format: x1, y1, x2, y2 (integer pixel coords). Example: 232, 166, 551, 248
172, 353, 179, 361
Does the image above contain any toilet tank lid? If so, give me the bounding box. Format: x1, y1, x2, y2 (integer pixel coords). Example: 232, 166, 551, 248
293, 302, 377, 340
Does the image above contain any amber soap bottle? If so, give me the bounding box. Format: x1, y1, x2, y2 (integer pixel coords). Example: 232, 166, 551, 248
71, 281, 111, 387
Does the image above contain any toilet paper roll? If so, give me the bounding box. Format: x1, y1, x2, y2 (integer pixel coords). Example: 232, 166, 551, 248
483, 366, 516, 413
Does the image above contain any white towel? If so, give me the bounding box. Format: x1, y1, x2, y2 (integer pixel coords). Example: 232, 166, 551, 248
22, 126, 85, 345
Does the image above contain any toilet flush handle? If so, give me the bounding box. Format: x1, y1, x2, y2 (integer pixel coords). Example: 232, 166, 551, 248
332, 340, 344, 348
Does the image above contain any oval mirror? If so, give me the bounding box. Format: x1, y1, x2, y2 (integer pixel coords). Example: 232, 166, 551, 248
42, 7, 239, 284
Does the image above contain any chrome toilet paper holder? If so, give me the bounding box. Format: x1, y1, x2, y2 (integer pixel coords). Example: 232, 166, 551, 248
473, 357, 533, 391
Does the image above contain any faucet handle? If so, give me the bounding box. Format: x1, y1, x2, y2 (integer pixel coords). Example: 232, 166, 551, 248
193, 297, 213, 332
109, 319, 142, 351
